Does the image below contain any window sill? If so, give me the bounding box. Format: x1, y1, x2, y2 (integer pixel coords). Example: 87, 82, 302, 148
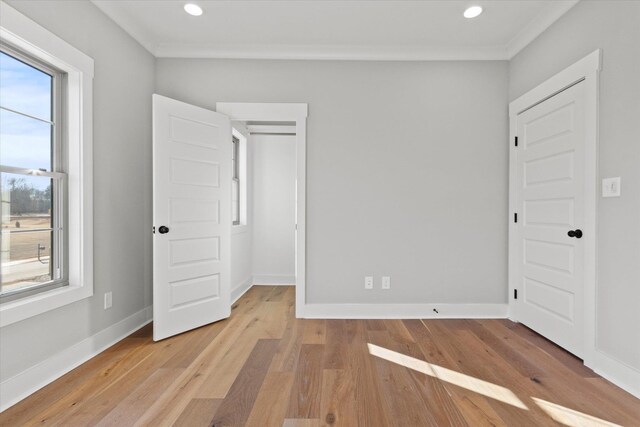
0, 283, 93, 327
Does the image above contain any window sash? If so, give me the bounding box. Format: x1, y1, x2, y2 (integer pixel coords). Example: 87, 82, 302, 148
0, 167, 67, 300
232, 136, 239, 180
0, 165, 66, 180
0, 42, 63, 173
232, 135, 240, 225
232, 177, 240, 225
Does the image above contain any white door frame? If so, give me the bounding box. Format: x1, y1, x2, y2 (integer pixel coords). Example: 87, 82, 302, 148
508, 50, 601, 367
216, 102, 308, 318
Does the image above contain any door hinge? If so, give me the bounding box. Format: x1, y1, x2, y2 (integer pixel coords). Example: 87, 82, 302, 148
515, 136, 518, 147
152, 226, 156, 234
514, 213, 518, 223
514, 289, 518, 299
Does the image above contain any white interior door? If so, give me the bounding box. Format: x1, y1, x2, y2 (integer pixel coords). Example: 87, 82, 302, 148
152, 94, 231, 341
515, 81, 586, 358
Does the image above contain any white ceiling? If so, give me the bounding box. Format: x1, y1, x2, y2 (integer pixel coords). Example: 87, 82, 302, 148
92, 0, 579, 60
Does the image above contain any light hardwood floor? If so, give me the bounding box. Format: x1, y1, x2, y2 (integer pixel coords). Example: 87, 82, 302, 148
1, 285, 639, 426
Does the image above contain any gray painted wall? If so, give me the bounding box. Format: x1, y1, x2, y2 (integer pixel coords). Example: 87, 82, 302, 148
509, 0, 640, 371
156, 59, 510, 304
0, 0, 155, 381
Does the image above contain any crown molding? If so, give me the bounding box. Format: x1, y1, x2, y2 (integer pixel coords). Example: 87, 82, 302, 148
155, 43, 509, 61
506, 0, 580, 59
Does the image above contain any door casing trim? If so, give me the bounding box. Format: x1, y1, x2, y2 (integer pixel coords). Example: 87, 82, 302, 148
216, 102, 308, 318
508, 49, 600, 367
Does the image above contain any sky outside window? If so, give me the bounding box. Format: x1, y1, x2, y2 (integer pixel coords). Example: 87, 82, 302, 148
0, 51, 52, 120
0, 50, 53, 189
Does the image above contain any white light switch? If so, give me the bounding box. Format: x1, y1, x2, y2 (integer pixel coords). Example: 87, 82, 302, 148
104, 292, 112, 309
602, 177, 621, 197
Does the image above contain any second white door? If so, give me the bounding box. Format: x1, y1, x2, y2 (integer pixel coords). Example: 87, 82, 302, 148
514, 81, 587, 358
152, 94, 232, 341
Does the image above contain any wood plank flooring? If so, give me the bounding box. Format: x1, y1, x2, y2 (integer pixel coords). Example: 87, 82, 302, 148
1, 285, 639, 426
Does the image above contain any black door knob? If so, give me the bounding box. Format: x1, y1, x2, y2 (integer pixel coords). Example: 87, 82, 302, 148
158, 226, 170, 234
567, 229, 583, 238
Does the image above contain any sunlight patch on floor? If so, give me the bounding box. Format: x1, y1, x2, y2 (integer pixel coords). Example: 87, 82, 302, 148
532, 397, 621, 427
367, 343, 528, 410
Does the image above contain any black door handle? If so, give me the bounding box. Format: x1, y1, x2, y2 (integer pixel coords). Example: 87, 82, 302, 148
568, 229, 583, 239
158, 226, 170, 234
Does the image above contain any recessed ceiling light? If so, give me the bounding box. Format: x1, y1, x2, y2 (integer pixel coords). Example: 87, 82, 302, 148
184, 3, 203, 16
464, 6, 483, 19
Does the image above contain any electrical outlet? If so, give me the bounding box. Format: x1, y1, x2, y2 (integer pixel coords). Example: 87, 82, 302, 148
104, 292, 112, 310
364, 276, 374, 290
382, 276, 391, 290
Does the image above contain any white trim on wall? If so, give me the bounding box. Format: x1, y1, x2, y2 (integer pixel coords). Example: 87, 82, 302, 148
155, 43, 509, 61
509, 50, 602, 372
231, 277, 253, 304
303, 303, 508, 319
216, 102, 308, 318
592, 350, 640, 399
253, 275, 296, 285
0, 306, 152, 412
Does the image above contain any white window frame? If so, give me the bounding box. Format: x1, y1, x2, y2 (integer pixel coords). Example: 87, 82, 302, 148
1, 43, 66, 302
0, 2, 94, 327
232, 127, 248, 231
231, 134, 240, 226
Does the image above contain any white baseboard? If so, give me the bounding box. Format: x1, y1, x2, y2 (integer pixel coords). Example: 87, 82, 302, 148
231, 277, 254, 304
0, 305, 152, 412
301, 303, 508, 319
253, 274, 295, 285
590, 349, 640, 399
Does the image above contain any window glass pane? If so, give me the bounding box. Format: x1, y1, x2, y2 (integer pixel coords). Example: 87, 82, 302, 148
1, 172, 54, 294
0, 51, 52, 121
232, 179, 239, 223
1, 172, 53, 230
0, 108, 53, 170
232, 141, 238, 179
1, 230, 53, 294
